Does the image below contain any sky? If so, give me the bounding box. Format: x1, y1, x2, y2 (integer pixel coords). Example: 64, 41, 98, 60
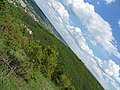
34, 0, 120, 89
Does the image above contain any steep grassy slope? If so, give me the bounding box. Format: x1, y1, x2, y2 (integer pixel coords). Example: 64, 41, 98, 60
0, 0, 104, 90
0, 67, 58, 90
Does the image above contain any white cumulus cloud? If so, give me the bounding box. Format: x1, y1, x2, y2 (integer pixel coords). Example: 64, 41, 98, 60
103, 60, 120, 78
62, 0, 120, 58
104, 0, 116, 4
50, 0, 69, 24
86, 57, 120, 90
98, 59, 120, 82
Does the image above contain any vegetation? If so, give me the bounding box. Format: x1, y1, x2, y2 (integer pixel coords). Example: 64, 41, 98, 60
0, 0, 104, 90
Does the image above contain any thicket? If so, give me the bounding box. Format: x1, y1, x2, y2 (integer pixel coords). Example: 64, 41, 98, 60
0, 0, 75, 89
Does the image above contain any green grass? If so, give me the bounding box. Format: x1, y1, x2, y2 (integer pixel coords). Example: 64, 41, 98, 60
0, 0, 104, 90
0, 66, 58, 90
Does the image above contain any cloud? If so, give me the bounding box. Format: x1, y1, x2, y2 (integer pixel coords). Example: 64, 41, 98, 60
118, 19, 120, 28
103, 60, 120, 78
49, 1, 69, 24
86, 57, 120, 90
104, 0, 116, 4
98, 59, 120, 82
34, 0, 120, 89
66, 25, 94, 57
62, 0, 120, 58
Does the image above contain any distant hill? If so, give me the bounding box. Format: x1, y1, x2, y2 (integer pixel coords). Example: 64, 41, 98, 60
26, 0, 68, 46
0, 0, 104, 90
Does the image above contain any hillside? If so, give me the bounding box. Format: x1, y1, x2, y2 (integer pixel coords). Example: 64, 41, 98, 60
26, 0, 68, 46
0, 0, 104, 90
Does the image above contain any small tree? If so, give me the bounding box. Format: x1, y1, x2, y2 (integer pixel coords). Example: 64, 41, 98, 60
40, 45, 58, 79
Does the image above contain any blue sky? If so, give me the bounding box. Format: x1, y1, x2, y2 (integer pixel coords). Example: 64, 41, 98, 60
34, 0, 120, 89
